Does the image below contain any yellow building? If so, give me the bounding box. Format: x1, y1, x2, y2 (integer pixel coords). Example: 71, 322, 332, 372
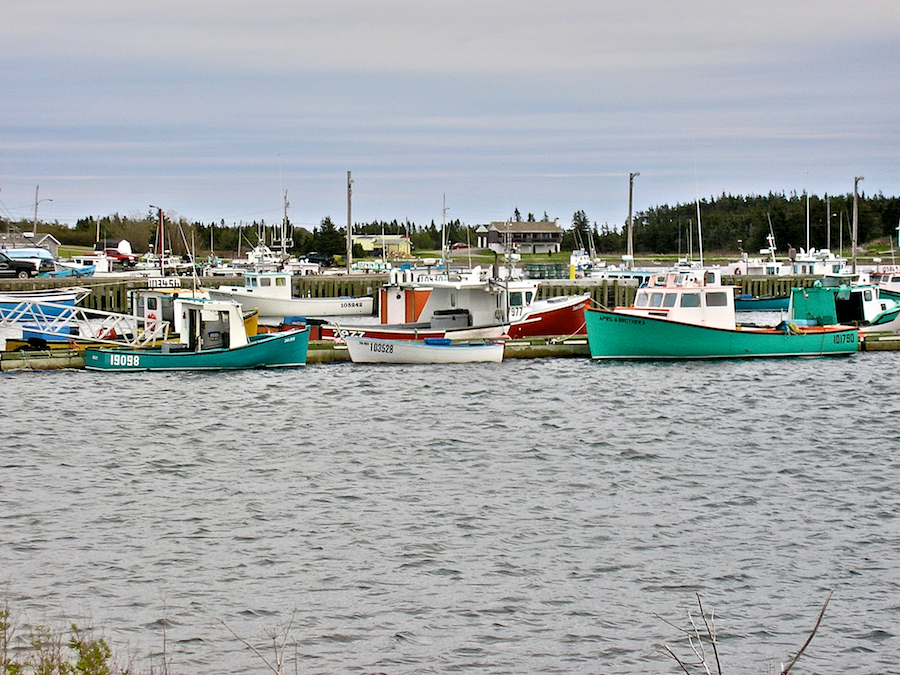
352, 234, 413, 258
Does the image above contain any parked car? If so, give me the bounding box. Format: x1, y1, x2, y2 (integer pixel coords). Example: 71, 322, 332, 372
0, 251, 52, 278
303, 252, 335, 267
450, 242, 471, 249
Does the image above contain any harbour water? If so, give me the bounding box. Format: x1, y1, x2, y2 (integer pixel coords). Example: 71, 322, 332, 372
2, 354, 899, 673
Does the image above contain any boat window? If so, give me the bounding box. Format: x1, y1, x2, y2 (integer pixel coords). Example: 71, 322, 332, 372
663, 294, 677, 308
450, 293, 456, 308
147, 297, 158, 310
260, 277, 271, 287
248, 277, 257, 287
635, 292, 649, 308
276, 277, 287, 287
893, 276, 900, 283
650, 292, 664, 307
525, 291, 533, 305
864, 290, 872, 301
705, 291, 728, 307
680, 293, 701, 308
705, 271, 716, 285
509, 292, 523, 307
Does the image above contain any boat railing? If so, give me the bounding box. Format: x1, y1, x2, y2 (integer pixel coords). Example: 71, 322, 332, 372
0, 298, 170, 346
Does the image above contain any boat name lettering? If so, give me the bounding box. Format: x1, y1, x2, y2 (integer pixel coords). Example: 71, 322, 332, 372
598, 314, 645, 325
284, 336, 295, 343
340, 301, 365, 308
110, 353, 140, 367
833, 332, 857, 344
367, 342, 394, 354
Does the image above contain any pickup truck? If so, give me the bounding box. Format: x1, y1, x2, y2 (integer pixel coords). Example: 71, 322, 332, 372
0, 251, 53, 278
102, 249, 139, 266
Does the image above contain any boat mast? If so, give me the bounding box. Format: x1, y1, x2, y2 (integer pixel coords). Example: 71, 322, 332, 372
852, 176, 864, 273
696, 199, 704, 267
441, 194, 448, 272
346, 171, 353, 274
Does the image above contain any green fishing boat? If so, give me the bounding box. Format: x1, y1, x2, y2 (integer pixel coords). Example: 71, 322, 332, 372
85, 297, 309, 371
586, 269, 858, 360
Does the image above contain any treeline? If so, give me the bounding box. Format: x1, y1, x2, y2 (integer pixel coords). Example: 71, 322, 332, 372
569, 192, 900, 256
19, 212, 477, 258
12, 191, 900, 258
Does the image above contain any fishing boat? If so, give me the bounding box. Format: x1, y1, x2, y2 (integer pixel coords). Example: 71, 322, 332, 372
85, 297, 308, 371
585, 268, 858, 360
344, 336, 504, 364
207, 270, 374, 319
323, 266, 589, 342
791, 277, 900, 333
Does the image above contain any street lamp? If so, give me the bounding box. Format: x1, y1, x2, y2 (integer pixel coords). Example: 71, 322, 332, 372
33, 185, 52, 234
626, 172, 640, 269
852, 176, 864, 272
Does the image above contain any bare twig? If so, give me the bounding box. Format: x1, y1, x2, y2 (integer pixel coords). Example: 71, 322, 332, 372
696, 594, 721, 675
218, 619, 280, 675
664, 644, 693, 675
780, 590, 833, 675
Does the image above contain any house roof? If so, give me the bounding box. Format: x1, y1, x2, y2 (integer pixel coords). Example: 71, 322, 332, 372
488, 221, 562, 233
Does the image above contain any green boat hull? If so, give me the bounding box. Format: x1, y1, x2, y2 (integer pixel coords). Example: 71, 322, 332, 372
585, 309, 858, 360
85, 328, 310, 371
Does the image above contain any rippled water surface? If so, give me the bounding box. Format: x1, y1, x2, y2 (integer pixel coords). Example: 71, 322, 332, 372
2, 354, 899, 673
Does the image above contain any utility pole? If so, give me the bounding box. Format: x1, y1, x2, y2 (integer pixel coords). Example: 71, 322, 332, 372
33, 185, 52, 235
346, 171, 353, 274
627, 172, 640, 269
853, 176, 864, 273
150, 205, 164, 276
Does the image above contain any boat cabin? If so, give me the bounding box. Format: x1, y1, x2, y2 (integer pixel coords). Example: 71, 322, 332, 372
241, 271, 294, 299
163, 298, 249, 353
379, 266, 541, 327
623, 268, 737, 329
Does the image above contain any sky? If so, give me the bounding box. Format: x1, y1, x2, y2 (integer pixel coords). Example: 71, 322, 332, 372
1, 0, 898, 234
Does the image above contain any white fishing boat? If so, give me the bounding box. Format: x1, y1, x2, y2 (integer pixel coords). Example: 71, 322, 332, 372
323, 266, 589, 341
344, 336, 505, 364
206, 270, 374, 318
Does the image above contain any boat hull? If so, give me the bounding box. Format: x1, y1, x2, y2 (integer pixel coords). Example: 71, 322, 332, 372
208, 288, 373, 317
84, 328, 310, 371
507, 294, 590, 338
585, 308, 858, 359
345, 337, 504, 363
323, 323, 507, 342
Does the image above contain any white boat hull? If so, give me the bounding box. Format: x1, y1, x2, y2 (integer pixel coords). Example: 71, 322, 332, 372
345, 337, 505, 364
208, 288, 374, 318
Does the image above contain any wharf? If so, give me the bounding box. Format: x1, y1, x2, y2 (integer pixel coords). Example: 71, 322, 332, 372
859, 332, 900, 351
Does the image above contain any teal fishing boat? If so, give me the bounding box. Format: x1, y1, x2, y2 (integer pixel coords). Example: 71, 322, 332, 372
586, 269, 858, 360
85, 297, 309, 371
